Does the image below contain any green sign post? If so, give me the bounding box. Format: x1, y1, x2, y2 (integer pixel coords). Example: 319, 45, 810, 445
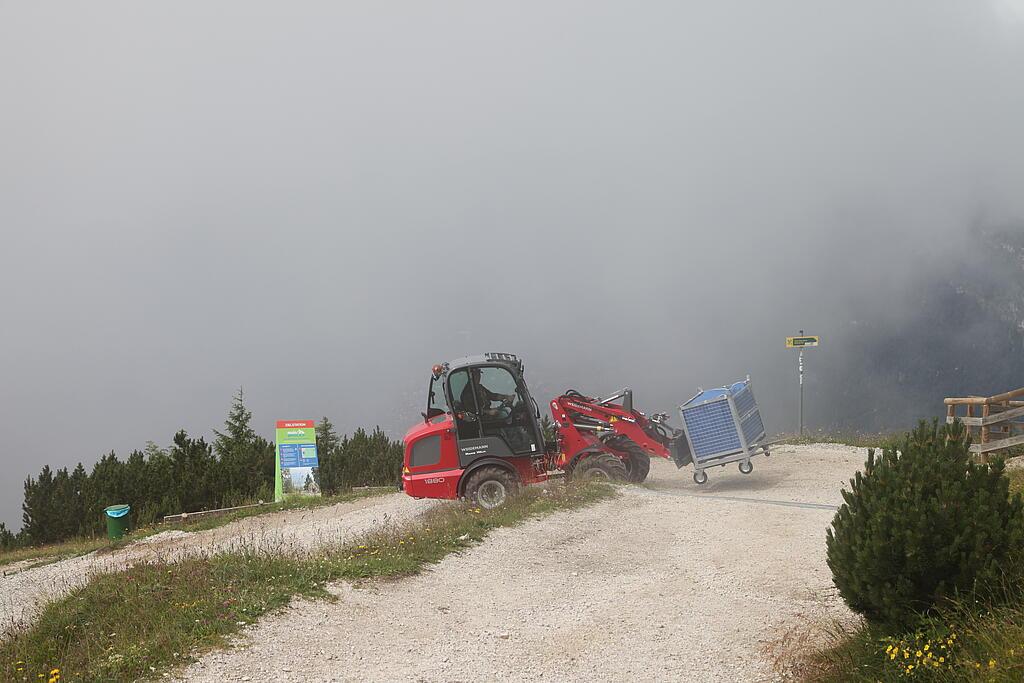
274, 420, 319, 502
786, 331, 820, 436
785, 335, 820, 348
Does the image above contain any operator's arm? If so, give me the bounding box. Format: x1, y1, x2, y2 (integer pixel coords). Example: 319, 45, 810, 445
482, 386, 514, 404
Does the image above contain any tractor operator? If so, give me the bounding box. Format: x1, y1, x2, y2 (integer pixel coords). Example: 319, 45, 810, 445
462, 367, 515, 419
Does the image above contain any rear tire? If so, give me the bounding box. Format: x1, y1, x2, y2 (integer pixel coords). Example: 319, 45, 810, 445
576, 452, 627, 482
463, 466, 521, 509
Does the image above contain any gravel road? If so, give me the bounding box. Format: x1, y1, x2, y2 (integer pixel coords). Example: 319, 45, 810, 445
175, 444, 866, 683
0, 493, 436, 635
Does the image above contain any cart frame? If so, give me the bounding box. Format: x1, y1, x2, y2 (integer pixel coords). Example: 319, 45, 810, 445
678, 378, 775, 484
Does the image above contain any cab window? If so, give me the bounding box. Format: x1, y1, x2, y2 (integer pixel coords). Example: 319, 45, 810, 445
455, 365, 539, 455
449, 369, 481, 440
426, 375, 448, 420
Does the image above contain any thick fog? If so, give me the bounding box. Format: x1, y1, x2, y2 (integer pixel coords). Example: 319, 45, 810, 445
2, 1, 1024, 528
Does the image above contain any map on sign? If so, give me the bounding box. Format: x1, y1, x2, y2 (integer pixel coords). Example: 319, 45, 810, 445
275, 420, 320, 502
786, 335, 820, 348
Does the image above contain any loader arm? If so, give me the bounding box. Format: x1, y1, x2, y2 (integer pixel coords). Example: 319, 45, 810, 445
549, 389, 675, 482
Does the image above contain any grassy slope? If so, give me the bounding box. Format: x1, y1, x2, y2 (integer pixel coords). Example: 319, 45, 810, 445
0, 483, 614, 682
805, 603, 1024, 682
0, 489, 389, 570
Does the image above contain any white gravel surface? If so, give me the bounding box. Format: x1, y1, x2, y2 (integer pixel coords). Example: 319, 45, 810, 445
0, 493, 436, 635
174, 444, 868, 683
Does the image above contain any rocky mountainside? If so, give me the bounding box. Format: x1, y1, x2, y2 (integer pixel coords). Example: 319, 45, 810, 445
821, 228, 1024, 431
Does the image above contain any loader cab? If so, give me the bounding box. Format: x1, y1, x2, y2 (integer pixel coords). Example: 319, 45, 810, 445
404, 353, 549, 505
433, 354, 544, 466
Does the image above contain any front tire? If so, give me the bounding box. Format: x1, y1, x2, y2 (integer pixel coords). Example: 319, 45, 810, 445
607, 437, 652, 483
623, 448, 651, 483
576, 452, 627, 482
463, 466, 521, 509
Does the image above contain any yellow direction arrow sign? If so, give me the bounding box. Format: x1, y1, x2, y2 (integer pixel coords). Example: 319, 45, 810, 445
786, 335, 820, 348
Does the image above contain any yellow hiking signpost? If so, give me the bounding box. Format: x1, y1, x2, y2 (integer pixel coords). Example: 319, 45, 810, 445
787, 331, 820, 435
785, 335, 820, 348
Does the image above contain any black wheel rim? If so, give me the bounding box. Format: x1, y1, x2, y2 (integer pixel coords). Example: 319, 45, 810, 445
477, 480, 507, 508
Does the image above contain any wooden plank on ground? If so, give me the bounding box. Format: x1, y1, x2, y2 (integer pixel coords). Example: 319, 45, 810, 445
162, 502, 266, 523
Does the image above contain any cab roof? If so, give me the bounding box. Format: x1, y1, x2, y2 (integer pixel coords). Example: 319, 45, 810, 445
445, 352, 523, 375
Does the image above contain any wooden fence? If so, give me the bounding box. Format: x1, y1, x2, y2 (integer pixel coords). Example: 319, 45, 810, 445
945, 387, 1024, 459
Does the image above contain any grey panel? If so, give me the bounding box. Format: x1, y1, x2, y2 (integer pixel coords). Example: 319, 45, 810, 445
410, 435, 441, 468
458, 436, 513, 467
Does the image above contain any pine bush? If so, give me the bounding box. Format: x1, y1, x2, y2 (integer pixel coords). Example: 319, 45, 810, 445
826, 420, 1024, 631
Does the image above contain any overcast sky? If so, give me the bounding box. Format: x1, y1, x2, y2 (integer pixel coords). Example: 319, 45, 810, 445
2, 1, 1024, 528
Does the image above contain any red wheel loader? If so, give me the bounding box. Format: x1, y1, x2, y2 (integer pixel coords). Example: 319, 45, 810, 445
400, 353, 692, 509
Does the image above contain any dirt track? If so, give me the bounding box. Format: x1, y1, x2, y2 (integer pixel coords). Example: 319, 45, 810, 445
174, 444, 865, 682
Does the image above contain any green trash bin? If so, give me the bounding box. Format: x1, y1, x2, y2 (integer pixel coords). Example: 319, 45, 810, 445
104, 505, 131, 540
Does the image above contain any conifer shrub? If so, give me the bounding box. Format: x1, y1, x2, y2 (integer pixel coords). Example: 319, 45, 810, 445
826, 420, 1024, 631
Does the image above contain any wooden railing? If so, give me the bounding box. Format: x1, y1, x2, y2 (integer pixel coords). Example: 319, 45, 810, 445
945, 387, 1024, 459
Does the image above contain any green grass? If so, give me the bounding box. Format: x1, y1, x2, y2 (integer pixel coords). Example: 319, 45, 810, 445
778, 430, 902, 449
790, 467, 1024, 683
158, 488, 388, 533
1008, 469, 1024, 497
0, 483, 615, 682
800, 597, 1024, 682
0, 538, 112, 572
0, 489, 389, 570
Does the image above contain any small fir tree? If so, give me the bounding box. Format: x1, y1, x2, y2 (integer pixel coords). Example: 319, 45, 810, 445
827, 420, 1024, 631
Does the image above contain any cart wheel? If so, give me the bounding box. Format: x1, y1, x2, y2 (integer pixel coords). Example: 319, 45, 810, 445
739, 461, 753, 474
764, 450, 770, 457
693, 470, 708, 485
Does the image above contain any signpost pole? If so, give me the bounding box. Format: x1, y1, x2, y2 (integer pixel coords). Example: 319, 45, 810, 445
786, 330, 818, 438
274, 449, 283, 503
798, 347, 804, 437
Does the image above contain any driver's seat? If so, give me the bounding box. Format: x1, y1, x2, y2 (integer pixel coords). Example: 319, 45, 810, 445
452, 400, 480, 440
